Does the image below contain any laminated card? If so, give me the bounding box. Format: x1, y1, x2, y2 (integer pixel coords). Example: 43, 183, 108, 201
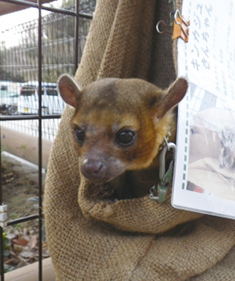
172, 0, 235, 219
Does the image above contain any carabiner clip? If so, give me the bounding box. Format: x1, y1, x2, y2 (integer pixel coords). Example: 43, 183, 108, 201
150, 142, 176, 203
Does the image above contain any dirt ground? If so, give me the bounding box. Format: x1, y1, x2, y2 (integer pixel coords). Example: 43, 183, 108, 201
1, 152, 48, 272
2, 152, 43, 220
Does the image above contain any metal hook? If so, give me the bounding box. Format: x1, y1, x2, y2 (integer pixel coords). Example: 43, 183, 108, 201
156, 20, 172, 35
174, 9, 189, 26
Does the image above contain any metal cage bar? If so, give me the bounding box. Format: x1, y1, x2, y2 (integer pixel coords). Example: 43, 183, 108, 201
0, 0, 93, 279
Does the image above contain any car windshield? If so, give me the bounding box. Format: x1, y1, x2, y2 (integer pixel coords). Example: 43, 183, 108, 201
1, 85, 7, 91
20, 84, 57, 96
21, 86, 35, 96
46, 89, 58, 96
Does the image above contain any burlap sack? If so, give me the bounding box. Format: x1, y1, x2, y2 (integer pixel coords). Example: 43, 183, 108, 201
44, 1, 235, 280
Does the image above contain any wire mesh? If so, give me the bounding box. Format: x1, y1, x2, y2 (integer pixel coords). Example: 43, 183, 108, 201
0, 0, 94, 279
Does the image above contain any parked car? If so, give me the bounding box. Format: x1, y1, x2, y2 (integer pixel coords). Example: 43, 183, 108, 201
0, 81, 20, 115
17, 81, 65, 115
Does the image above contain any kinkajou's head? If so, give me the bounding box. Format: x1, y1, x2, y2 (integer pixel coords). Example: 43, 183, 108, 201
58, 75, 188, 183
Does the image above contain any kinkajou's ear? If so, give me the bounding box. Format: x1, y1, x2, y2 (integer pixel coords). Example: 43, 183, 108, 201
154, 77, 188, 119
57, 74, 82, 108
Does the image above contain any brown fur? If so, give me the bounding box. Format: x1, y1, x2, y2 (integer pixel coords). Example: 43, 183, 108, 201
58, 75, 188, 200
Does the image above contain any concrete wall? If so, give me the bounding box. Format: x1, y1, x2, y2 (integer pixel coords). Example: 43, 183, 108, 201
5, 258, 55, 281
1, 127, 52, 169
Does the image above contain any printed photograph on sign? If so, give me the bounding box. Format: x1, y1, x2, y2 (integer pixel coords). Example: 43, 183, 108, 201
187, 84, 235, 202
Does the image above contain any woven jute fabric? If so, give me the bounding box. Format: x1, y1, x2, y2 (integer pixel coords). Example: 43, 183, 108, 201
44, 0, 235, 280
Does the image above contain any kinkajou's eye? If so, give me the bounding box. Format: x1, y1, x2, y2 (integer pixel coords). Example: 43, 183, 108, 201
74, 127, 85, 145
115, 130, 135, 147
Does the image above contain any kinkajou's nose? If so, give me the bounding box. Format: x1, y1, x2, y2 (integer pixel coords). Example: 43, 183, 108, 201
81, 158, 105, 180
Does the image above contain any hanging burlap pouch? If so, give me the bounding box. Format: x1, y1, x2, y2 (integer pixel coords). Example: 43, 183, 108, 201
44, 1, 235, 280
